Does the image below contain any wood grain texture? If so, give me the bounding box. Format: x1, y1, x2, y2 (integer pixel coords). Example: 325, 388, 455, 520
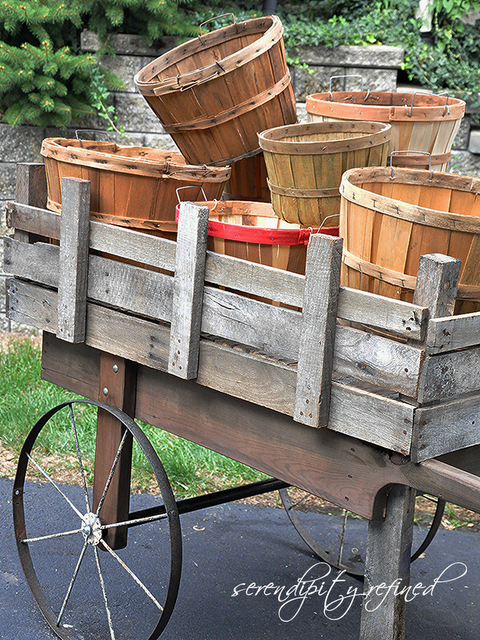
294, 234, 342, 427
426, 311, 480, 354
57, 178, 91, 343
9, 201, 429, 340
168, 202, 209, 379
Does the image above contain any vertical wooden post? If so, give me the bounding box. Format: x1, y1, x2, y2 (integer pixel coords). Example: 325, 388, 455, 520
93, 353, 137, 550
57, 177, 90, 343
14, 163, 47, 243
168, 202, 209, 380
360, 253, 461, 640
294, 234, 343, 427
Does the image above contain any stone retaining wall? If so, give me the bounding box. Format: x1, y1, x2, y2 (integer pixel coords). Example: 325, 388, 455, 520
1, 31, 480, 331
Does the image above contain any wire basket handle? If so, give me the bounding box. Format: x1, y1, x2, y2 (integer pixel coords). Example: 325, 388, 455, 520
176, 185, 208, 204
199, 13, 236, 35
389, 150, 433, 179
328, 75, 364, 100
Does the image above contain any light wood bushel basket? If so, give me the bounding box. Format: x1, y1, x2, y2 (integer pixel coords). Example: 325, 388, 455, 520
134, 15, 297, 167
306, 91, 465, 172
340, 165, 480, 314
258, 121, 391, 227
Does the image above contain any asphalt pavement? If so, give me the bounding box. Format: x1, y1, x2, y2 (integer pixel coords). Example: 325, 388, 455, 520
1, 476, 479, 640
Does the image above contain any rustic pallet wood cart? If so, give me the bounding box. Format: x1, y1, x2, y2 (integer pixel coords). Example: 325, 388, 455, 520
6, 164, 480, 640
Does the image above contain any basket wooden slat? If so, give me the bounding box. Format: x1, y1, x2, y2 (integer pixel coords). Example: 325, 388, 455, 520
306, 91, 465, 171
134, 16, 297, 166
340, 166, 480, 313
41, 138, 230, 233
258, 121, 391, 226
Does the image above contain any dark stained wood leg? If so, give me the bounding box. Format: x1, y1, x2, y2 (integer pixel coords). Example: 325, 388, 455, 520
93, 352, 137, 550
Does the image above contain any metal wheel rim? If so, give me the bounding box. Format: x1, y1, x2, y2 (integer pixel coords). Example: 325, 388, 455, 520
279, 487, 445, 578
13, 399, 182, 640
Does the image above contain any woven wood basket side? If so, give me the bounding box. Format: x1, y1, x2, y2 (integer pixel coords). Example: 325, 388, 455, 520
258, 121, 391, 226
306, 91, 466, 172
223, 153, 270, 202
134, 16, 297, 166
340, 166, 480, 313
41, 138, 230, 232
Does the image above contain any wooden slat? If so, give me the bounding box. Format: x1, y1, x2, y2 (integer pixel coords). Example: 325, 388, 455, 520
57, 178, 90, 343
426, 311, 480, 354
8, 201, 429, 339
294, 234, 342, 427
360, 485, 415, 640
9, 273, 425, 398
414, 394, 480, 461
328, 380, 414, 455
334, 325, 423, 397
13, 279, 419, 450
168, 203, 209, 379
418, 346, 480, 403
337, 287, 427, 341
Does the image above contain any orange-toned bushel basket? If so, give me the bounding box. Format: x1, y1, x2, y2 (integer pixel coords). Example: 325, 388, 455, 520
41, 138, 230, 233
306, 91, 465, 172
134, 15, 297, 167
340, 165, 480, 314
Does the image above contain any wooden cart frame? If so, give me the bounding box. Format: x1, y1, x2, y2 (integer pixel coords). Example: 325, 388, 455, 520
5, 163, 480, 639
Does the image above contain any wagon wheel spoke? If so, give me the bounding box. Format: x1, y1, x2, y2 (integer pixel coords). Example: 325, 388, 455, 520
56, 540, 89, 627
95, 429, 130, 518
25, 452, 84, 520
100, 539, 164, 611
13, 399, 182, 640
94, 546, 116, 640
69, 404, 91, 514
279, 487, 445, 579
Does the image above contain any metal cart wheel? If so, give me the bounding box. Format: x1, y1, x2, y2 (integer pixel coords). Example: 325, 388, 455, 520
279, 487, 445, 577
13, 399, 182, 640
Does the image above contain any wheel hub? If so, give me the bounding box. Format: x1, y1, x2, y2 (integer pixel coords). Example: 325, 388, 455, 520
81, 512, 102, 546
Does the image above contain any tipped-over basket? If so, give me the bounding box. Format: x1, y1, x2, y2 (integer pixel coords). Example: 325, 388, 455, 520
340, 165, 480, 314
41, 138, 230, 233
306, 91, 465, 172
258, 121, 391, 226
134, 15, 296, 167
175, 199, 338, 275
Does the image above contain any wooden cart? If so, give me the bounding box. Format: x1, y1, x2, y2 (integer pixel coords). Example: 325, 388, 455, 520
6, 164, 480, 640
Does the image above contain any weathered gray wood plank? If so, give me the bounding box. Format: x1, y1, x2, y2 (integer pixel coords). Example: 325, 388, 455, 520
168, 202, 209, 380
8, 279, 58, 331
3, 237, 59, 287
334, 325, 423, 397
9, 201, 429, 340
15, 163, 47, 209
426, 311, 480, 354
418, 346, 480, 403
337, 286, 427, 341
413, 394, 480, 462
294, 234, 342, 427
57, 178, 90, 343
7, 237, 425, 396
329, 380, 414, 455
12, 279, 421, 443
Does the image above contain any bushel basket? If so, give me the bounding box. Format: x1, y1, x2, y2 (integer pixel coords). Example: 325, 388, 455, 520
175, 199, 338, 275
258, 121, 391, 226
340, 165, 480, 314
134, 15, 297, 167
306, 91, 465, 172
41, 138, 230, 233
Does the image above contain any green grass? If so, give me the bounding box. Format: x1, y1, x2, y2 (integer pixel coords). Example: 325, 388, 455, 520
0, 335, 267, 498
